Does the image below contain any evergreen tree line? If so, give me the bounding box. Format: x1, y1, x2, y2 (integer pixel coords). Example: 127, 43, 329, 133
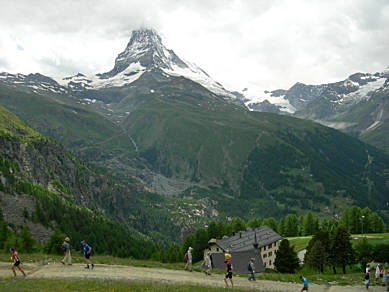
171, 206, 386, 265
275, 226, 389, 275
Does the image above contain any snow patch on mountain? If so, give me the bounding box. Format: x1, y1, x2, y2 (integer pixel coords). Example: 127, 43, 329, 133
337, 77, 386, 104
54, 29, 234, 98
54, 62, 146, 90
0, 72, 68, 94
163, 60, 232, 98
243, 86, 296, 113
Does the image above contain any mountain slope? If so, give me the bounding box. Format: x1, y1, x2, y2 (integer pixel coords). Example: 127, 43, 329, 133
118, 77, 389, 219
0, 29, 388, 222
0, 105, 214, 243
244, 69, 389, 154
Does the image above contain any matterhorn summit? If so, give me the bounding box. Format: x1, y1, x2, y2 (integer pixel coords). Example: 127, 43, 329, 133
56, 28, 233, 98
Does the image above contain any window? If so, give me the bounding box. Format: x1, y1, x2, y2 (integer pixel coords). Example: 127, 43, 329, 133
268, 244, 272, 249
269, 260, 272, 266
268, 251, 272, 257
264, 246, 266, 251
274, 242, 276, 247
264, 262, 266, 268
263, 253, 267, 258
216, 248, 219, 252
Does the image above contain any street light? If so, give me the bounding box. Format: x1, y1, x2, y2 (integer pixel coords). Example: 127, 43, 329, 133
361, 215, 365, 236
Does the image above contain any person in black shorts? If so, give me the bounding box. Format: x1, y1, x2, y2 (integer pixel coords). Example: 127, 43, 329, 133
81, 240, 94, 269
10, 248, 26, 277
224, 259, 234, 289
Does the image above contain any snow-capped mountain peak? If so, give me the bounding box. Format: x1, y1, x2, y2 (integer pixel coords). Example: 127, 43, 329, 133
55, 28, 233, 98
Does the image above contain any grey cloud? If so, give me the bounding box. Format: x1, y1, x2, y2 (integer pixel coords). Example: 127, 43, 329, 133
0, 0, 388, 90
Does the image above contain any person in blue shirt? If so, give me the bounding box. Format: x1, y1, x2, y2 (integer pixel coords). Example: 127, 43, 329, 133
385, 271, 389, 291
299, 275, 309, 291
81, 240, 94, 269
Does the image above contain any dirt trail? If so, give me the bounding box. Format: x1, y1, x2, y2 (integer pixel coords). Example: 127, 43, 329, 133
0, 262, 379, 291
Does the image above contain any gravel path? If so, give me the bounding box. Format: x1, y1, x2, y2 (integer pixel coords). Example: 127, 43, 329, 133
0, 262, 382, 291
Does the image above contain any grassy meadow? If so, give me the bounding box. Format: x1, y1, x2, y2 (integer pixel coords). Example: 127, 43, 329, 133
0, 278, 259, 292
288, 232, 389, 251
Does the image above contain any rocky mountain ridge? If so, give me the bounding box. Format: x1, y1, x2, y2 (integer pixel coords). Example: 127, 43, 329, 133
52, 28, 234, 99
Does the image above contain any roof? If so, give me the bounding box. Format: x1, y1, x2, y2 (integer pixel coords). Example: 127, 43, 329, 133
208, 250, 265, 274
214, 226, 282, 252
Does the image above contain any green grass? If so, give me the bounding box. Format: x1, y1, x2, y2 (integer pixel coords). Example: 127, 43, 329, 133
259, 264, 365, 286
0, 253, 186, 270
0, 278, 258, 292
287, 236, 312, 251
288, 233, 389, 252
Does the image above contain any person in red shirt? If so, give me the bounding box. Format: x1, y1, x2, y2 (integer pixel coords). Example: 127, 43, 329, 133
10, 248, 26, 277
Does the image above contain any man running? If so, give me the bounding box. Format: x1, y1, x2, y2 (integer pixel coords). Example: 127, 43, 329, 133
10, 248, 26, 277
300, 275, 309, 291
223, 254, 233, 289
81, 240, 94, 269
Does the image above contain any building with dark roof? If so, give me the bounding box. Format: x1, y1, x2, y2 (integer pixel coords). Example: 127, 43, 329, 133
204, 226, 282, 273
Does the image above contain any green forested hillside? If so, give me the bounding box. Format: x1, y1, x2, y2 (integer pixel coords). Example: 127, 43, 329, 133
0, 105, 211, 246
120, 78, 389, 219
1, 79, 389, 224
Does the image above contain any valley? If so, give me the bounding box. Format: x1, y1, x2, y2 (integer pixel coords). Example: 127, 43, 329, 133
0, 28, 388, 247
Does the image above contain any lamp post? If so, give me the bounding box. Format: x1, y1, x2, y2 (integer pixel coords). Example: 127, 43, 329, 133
361, 215, 365, 236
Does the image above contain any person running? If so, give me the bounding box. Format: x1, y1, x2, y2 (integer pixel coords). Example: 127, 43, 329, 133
61, 237, 72, 265
365, 271, 371, 289
299, 275, 309, 291
9, 248, 26, 277
204, 251, 212, 275
375, 264, 381, 285
366, 263, 371, 274
184, 247, 193, 272
223, 255, 233, 289
81, 240, 94, 269
248, 258, 255, 281
385, 270, 389, 291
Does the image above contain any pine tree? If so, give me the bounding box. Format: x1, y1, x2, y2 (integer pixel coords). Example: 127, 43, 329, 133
354, 238, 373, 272
305, 240, 327, 273
274, 239, 299, 273
20, 226, 35, 253
207, 221, 218, 240
247, 217, 261, 228
284, 214, 299, 237
368, 212, 385, 233
0, 220, 10, 249
231, 217, 246, 233
304, 231, 329, 273
262, 217, 278, 232
44, 229, 64, 255
328, 226, 354, 274
215, 221, 225, 238
193, 228, 208, 262
277, 217, 285, 236
302, 212, 315, 236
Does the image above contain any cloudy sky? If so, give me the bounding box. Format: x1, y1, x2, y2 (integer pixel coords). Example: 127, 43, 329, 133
1, 0, 388, 93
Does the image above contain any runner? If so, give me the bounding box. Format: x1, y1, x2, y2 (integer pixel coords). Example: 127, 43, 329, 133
375, 264, 381, 285
223, 254, 233, 289
61, 237, 72, 265
81, 240, 94, 269
365, 271, 370, 289
299, 275, 309, 291
9, 248, 26, 277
